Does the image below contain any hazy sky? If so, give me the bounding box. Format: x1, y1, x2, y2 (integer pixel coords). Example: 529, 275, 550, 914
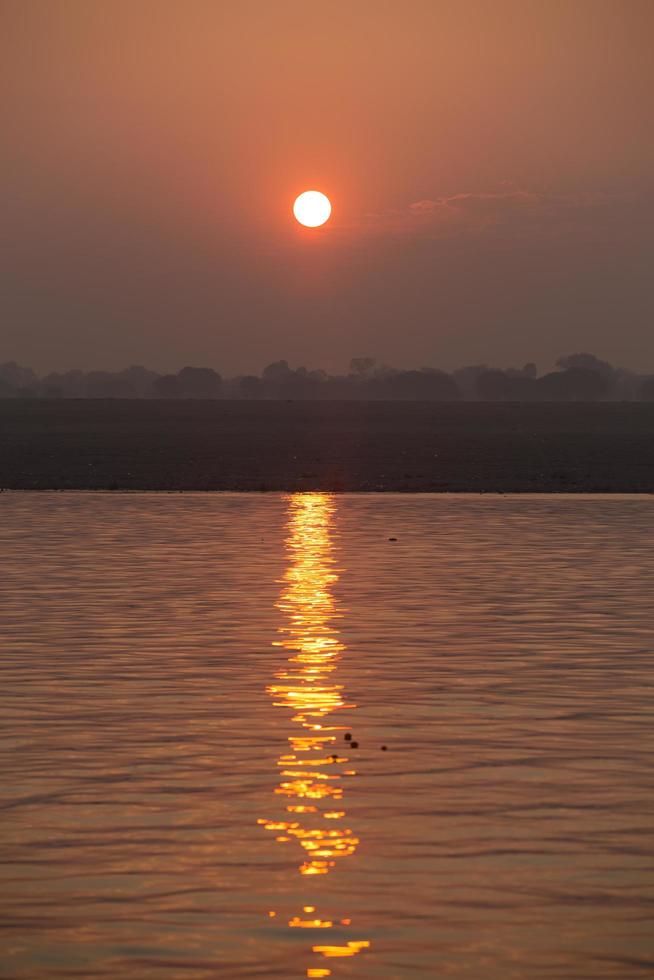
2, 0, 653, 375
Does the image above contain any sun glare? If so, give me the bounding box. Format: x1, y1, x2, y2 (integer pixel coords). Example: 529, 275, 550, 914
293, 191, 332, 228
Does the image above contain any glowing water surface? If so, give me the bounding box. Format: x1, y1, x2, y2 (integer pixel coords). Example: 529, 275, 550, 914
260, 494, 369, 975
1, 493, 653, 979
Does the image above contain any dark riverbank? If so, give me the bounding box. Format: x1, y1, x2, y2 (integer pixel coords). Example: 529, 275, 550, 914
1, 400, 652, 492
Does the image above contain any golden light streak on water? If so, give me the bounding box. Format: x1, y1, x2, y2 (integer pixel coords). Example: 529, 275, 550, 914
3, 494, 654, 978
260, 493, 370, 974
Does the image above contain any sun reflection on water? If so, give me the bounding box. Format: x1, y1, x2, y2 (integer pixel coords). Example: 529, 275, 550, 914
259, 493, 370, 976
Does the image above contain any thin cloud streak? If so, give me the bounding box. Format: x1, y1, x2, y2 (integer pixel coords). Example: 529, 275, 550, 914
357, 187, 641, 240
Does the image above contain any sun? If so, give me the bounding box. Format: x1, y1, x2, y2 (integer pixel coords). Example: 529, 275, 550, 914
293, 190, 332, 228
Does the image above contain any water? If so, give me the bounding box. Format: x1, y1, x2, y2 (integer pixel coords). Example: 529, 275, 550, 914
1, 493, 653, 979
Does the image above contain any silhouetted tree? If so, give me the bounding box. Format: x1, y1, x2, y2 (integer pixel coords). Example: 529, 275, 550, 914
238, 375, 263, 398
349, 357, 377, 378
122, 365, 160, 397
0, 362, 38, 391
538, 368, 610, 401
453, 364, 488, 400
476, 369, 536, 400
638, 376, 654, 401
40, 370, 85, 398
153, 374, 180, 398
262, 360, 293, 382
1, 353, 650, 401
556, 352, 615, 378
0, 376, 16, 398
177, 366, 222, 398
374, 369, 460, 400
84, 372, 136, 398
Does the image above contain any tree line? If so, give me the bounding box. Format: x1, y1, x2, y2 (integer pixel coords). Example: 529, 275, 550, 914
1, 353, 653, 401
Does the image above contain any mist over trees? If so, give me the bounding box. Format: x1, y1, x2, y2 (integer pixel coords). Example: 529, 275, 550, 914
1, 354, 653, 402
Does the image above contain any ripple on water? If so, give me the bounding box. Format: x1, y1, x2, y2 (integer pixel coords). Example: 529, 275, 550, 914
1, 492, 653, 979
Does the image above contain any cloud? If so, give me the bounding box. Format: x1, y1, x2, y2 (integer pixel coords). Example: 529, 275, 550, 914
358, 186, 638, 241
410, 189, 540, 215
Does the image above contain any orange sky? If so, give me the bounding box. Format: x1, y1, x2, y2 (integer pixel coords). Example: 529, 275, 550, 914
2, 0, 653, 373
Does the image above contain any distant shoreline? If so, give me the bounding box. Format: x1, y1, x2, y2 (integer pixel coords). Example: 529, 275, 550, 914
2, 490, 653, 497
1, 400, 653, 494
